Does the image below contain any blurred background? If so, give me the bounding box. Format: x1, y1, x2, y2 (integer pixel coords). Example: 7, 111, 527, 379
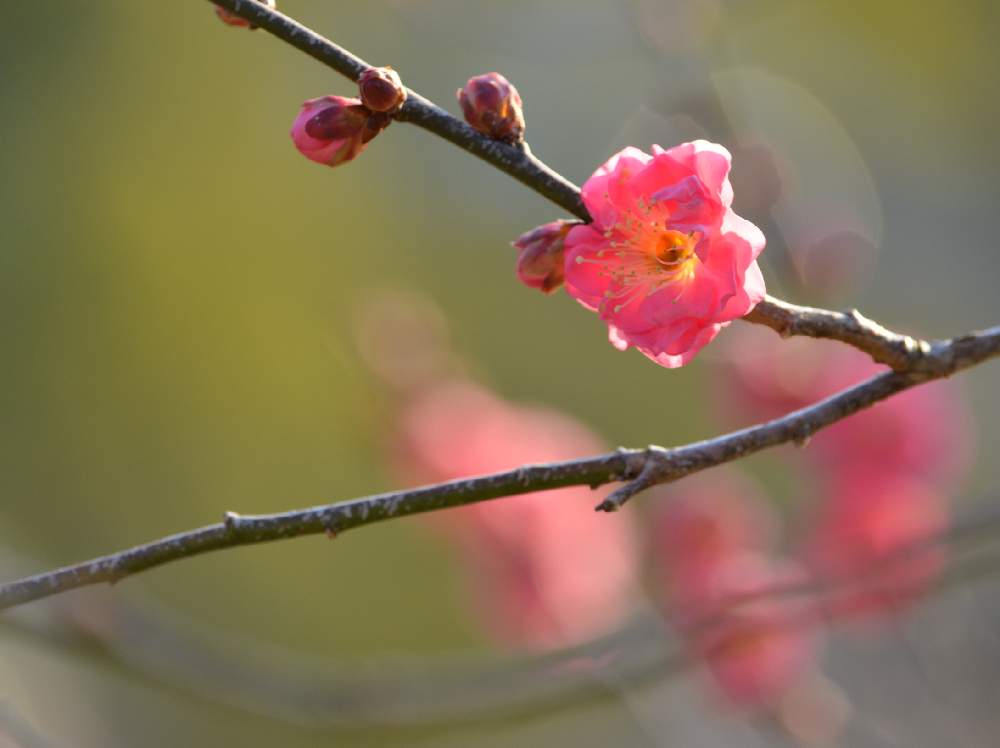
1, 1, 999, 745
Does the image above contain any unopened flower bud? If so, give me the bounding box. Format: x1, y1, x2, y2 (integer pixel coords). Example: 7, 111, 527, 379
512, 220, 576, 293
213, 0, 275, 29
457, 72, 525, 144
358, 67, 407, 113
291, 96, 373, 168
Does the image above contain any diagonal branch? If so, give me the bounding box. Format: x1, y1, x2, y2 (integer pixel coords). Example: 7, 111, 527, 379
210, 0, 587, 219
209, 1, 960, 374
1, 322, 996, 610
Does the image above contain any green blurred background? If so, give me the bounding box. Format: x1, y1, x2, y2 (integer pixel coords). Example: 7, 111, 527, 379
1, 1, 999, 745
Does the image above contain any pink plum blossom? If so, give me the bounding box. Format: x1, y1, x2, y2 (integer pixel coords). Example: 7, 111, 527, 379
804, 473, 947, 621
563, 141, 766, 368
290, 95, 379, 168
393, 380, 638, 650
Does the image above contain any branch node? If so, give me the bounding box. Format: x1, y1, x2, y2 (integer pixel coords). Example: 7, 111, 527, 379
323, 518, 340, 539
223, 511, 242, 531
595, 446, 667, 512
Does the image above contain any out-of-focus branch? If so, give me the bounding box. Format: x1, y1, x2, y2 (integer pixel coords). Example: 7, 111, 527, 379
0, 701, 61, 748
2, 586, 673, 729
0, 321, 996, 610
5, 505, 1000, 728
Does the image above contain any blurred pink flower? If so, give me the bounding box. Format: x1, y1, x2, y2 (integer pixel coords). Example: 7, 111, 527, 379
511, 220, 576, 293
814, 375, 970, 491
687, 554, 819, 709
393, 380, 638, 650
715, 326, 968, 626
290, 95, 379, 168
564, 141, 766, 368
650, 472, 775, 610
804, 473, 947, 621
650, 474, 819, 708
715, 329, 832, 424
717, 326, 971, 488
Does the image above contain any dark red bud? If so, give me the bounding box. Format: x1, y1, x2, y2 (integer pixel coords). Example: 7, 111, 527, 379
358, 67, 407, 113
304, 103, 369, 140
362, 111, 393, 143
457, 72, 525, 144
512, 220, 577, 293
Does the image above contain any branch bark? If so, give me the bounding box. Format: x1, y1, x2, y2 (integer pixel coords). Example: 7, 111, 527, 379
1, 323, 996, 610
6, 505, 1000, 728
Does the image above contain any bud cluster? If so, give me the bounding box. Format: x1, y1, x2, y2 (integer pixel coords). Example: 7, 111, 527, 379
291, 66, 407, 168
290, 63, 530, 169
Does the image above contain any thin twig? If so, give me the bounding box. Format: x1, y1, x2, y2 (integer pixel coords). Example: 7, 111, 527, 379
1, 322, 996, 610
211, 0, 588, 219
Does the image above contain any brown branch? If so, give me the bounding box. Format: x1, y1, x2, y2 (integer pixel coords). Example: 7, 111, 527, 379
744, 295, 938, 373
209, 0, 588, 219
599, 322, 1000, 510
6, 505, 1000, 728
1, 322, 996, 610
208, 0, 960, 374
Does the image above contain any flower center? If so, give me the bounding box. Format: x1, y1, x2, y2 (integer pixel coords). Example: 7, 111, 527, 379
653, 230, 697, 271
580, 222, 702, 316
